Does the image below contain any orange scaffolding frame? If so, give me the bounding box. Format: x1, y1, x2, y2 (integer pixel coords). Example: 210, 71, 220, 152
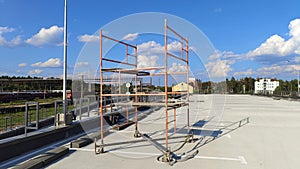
95, 19, 192, 160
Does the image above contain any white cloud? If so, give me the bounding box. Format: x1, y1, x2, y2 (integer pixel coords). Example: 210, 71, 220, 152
0, 26, 14, 34
123, 33, 138, 41
0, 26, 22, 47
169, 63, 186, 73
137, 40, 184, 56
137, 55, 159, 68
137, 41, 164, 56
210, 50, 244, 63
9, 36, 22, 47
254, 64, 300, 77
78, 34, 99, 42
25, 25, 63, 46
205, 59, 232, 78
75, 61, 89, 67
248, 18, 300, 57
28, 69, 43, 75
248, 34, 285, 56
31, 58, 62, 68
206, 51, 233, 78
209, 50, 222, 60
136, 40, 194, 72
18, 63, 27, 67
58, 73, 75, 80
167, 41, 182, 52
233, 69, 254, 77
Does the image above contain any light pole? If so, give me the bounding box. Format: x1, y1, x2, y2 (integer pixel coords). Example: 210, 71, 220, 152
62, 0, 68, 124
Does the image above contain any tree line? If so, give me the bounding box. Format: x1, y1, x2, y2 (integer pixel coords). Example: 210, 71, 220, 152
194, 77, 300, 94
0, 76, 71, 92
1, 76, 299, 95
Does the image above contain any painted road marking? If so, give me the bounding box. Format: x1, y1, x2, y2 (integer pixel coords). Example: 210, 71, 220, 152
112, 150, 161, 156
70, 147, 247, 165
238, 156, 248, 164
70, 148, 94, 152
195, 155, 247, 164
225, 134, 231, 138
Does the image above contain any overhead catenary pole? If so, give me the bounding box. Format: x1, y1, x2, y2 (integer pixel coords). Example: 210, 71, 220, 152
63, 0, 68, 123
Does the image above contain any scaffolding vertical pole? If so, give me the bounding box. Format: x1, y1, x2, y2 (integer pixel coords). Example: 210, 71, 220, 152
150, 76, 153, 91
173, 108, 176, 134
134, 45, 139, 137
126, 106, 129, 123
186, 37, 190, 134
126, 45, 128, 63
180, 41, 183, 58
99, 30, 104, 148
118, 71, 121, 94
164, 19, 169, 150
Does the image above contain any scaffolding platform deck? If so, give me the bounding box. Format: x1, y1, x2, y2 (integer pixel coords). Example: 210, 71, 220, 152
114, 101, 188, 107
101, 68, 150, 76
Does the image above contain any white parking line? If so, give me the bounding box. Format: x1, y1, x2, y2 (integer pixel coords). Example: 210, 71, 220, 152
225, 134, 231, 138
112, 150, 161, 156
70, 148, 247, 165
195, 155, 247, 164
238, 156, 248, 164
70, 148, 94, 152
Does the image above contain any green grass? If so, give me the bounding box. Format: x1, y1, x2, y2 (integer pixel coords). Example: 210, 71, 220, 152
0, 97, 63, 108
0, 103, 75, 132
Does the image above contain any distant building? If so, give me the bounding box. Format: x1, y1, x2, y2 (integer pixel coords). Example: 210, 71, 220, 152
172, 82, 194, 94
254, 78, 279, 95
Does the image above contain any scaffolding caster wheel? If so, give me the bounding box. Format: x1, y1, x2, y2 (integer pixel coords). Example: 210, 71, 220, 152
162, 150, 171, 162
94, 138, 104, 154
185, 130, 195, 143
134, 129, 141, 138
95, 147, 104, 154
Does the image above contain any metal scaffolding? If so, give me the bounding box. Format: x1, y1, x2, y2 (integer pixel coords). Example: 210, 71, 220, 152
95, 19, 192, 162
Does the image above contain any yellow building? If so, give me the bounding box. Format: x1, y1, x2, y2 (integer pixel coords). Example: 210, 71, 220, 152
172, 82, 194, 94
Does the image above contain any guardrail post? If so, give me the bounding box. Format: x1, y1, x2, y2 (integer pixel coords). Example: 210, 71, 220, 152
25, 102, 39, 136
5, 117, 8, 131
79, 98, 82, 120
4, 116, 12, 131
87, 98, 90, 117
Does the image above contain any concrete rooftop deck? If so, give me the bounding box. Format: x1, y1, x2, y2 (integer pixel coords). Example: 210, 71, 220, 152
44, 94, 300, 169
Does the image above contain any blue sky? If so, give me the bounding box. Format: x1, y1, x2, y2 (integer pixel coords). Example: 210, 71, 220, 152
1, 0, 300, 81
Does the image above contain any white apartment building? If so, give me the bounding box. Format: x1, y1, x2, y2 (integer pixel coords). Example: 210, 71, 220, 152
254, 78, 279, 94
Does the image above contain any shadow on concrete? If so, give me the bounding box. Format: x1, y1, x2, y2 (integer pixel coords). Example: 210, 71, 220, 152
186, 117, 250, 152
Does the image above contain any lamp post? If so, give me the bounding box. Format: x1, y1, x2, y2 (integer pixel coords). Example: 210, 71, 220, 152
62, 0, 68, 124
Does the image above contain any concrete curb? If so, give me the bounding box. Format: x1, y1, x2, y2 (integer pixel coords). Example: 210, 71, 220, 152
0, 117, 99, 162
12, 146, 69, 169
